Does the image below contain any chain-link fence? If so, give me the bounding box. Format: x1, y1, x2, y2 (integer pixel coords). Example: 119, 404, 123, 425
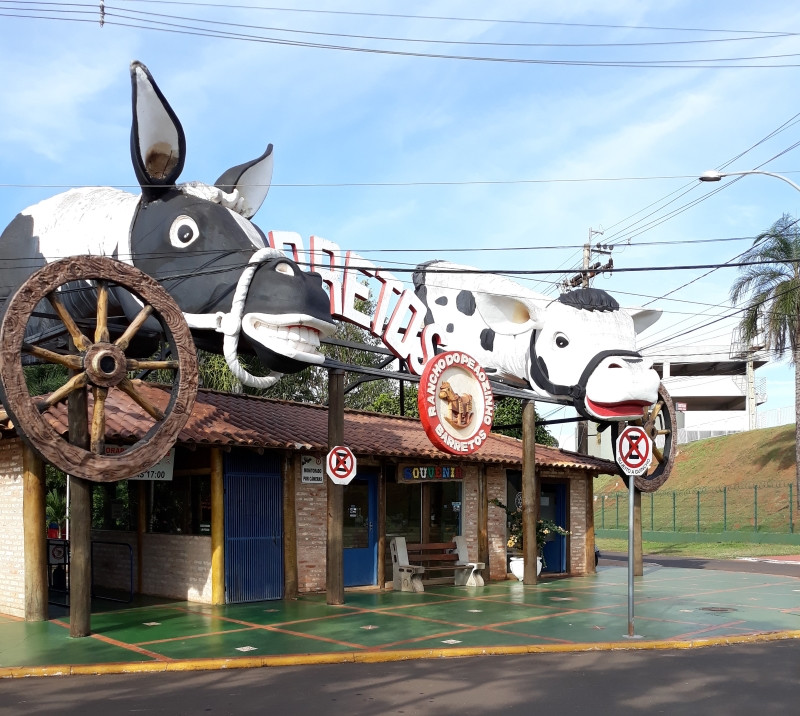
594, 483, 796, 534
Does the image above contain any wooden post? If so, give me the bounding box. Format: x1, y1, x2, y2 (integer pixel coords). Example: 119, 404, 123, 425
477, 465, 489, 568
633, 485, 643, 577
521, 400, 538, 584
377, 465, 386, 589
282, 452, 298, 600
67, 368, 91, 638
22, 444, 47, 621
210, 448, 225, 605
137, 481, 146, 594
326, 369, 345, 605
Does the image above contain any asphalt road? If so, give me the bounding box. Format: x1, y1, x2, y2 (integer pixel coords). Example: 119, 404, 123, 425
0, 641, 797, 715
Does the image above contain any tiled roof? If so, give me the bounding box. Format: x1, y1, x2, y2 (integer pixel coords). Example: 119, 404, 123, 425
22, 382, 617, 473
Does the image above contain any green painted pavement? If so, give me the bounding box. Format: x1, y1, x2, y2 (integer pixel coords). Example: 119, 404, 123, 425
1, 566, 798, 671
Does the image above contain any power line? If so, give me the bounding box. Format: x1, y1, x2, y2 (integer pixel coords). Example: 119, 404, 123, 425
109, 1, 800, 36
4, 9, 800, 68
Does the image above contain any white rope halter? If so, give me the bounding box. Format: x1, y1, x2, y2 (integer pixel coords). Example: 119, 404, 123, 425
184, 247, 284, 389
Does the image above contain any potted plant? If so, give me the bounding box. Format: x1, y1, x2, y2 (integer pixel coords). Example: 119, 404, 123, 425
490, 498, 569, 578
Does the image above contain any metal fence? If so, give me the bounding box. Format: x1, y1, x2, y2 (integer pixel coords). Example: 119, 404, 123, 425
594, 483, 796, 534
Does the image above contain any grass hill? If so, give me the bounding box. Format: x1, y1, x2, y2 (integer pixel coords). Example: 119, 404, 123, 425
592, 424, 800, 559
594, 423, 796, 495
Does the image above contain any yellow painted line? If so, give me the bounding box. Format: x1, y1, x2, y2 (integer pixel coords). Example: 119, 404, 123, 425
2, 629, 799, 678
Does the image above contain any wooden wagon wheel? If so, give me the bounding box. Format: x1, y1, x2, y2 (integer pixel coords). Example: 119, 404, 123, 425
610, 383, 677, 493
0, 255, 198, 482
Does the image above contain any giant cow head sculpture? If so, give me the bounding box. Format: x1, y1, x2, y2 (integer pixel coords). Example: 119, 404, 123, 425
413, 261, 662, 421
0, 62, 336, 386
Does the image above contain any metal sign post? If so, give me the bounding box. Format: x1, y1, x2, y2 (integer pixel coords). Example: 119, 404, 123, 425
615, 425, 653, 639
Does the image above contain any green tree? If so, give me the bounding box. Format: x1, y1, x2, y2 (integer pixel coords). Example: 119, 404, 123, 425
492, 397, 558, 446
729, 213, 800, 507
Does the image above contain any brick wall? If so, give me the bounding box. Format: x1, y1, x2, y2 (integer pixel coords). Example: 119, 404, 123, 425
460, 465, 479, 556
569, 474, 589, 574
486, 466, 508, 581
91, 530, 212, 602
0, 440, 24, 617
294, 466, 327, 593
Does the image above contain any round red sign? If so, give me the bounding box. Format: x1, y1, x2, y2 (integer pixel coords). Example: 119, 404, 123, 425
417, 351, 495, 456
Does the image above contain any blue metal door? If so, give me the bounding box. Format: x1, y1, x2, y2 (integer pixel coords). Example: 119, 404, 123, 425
541, 483, 567, 573
224, 452, 283, 603
343, 471, 378, 586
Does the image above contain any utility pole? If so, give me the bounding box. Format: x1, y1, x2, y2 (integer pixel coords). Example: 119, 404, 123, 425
563, 228, 613, 292
567, 228, 612, 454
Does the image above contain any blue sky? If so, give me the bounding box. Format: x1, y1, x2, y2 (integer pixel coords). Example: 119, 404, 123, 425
1, 1, 799, 447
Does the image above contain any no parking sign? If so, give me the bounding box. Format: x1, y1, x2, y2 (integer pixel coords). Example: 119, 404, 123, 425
326, 445, 357, 485
615, 425, 653, 476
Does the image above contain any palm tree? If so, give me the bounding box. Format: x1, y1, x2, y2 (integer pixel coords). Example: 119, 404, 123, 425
729, 213, 800, 508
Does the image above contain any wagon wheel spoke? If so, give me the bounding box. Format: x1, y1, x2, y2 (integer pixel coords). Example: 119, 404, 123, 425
118, 377, 166, 421
125, 359, 180, 372
95, 280, 110, 343
649, 401, 664, 423
21, 343, 82, 371
115, 305, 154, 350
90, 387, 107, 454
42, 372, 89, 408
46, 292, 92, 352
653, 446, 664, 464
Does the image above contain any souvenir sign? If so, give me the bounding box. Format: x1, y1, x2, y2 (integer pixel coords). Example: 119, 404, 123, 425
418, 351, 494, 455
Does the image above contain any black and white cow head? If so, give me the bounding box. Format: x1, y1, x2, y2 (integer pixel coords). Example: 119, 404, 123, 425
0, 61, 336, 385
413, 261, 662, 421
127, 61, 336, 376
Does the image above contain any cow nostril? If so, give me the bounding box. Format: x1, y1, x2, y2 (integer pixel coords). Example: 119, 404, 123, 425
609, 363, 622, 369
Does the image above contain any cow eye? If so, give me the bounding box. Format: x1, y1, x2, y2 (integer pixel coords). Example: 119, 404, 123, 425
275, 262, 295, 277
555, 333, 569, 349
169, 215, 200, 248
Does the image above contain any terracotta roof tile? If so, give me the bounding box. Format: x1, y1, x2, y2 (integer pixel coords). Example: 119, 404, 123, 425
24, 382, 617, 473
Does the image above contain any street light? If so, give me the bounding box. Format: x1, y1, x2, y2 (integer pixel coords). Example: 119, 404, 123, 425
699, 167, 798, 433
699, 169, 800, 194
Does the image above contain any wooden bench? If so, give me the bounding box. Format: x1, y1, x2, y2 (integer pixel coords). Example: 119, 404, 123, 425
390, 536, 485, 592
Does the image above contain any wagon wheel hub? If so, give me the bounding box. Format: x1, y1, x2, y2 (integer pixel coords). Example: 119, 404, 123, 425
83, 343, 128, 388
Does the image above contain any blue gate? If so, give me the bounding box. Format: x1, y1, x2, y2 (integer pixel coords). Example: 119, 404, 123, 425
224, 452, 283, 603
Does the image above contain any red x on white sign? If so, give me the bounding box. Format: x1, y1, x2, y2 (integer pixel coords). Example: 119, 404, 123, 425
615, 425, 653, 476
326, 445, 357, 485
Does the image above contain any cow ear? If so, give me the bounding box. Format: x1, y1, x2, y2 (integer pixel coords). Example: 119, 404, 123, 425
475, 294, 544, 335
130, 61, 186, 201
215, 145, 274, 219
626, 307, 662, 334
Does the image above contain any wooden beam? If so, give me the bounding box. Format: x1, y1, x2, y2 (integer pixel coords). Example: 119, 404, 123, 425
586, 476, 596, 574
22, 444, 47, 621
377, 465, 386, 589
326, 369, 345, 605
137, 481, 145, 594
67, 366, 91, 638
633, 486, 643, 577
521, 400, 538, 585
282, 452, 298, 600
210, 448, 225, 605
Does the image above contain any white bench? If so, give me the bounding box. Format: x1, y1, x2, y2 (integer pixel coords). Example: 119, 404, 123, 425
390, 536, 485, 592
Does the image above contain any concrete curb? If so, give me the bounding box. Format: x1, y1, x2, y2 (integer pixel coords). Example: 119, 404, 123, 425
3, 629, 799, 679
